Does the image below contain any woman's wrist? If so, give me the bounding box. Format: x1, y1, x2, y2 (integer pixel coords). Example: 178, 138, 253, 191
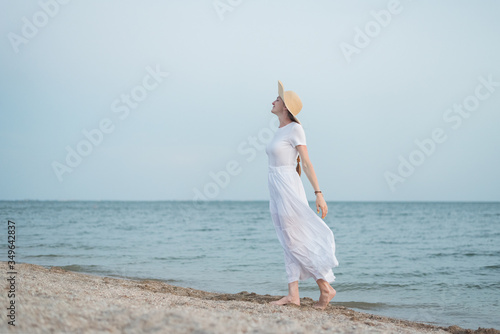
314, 190, 322, 196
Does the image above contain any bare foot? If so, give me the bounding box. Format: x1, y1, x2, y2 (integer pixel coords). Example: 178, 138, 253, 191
312, 286, 336, 310
269, 295, 300, 306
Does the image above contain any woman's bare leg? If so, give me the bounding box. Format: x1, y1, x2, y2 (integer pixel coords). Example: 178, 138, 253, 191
313, 279, 336, 309
269, 281, 300, 306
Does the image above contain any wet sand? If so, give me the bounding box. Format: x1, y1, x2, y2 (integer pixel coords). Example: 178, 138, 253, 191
1, 262, 498, 334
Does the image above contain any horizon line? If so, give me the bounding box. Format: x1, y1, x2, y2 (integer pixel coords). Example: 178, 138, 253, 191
1, 199, 499, 203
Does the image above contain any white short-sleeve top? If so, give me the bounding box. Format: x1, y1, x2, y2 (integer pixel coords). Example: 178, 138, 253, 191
266, 122, 306, 167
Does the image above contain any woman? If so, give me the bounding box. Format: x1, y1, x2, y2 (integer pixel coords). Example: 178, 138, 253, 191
265, 80, 339, 310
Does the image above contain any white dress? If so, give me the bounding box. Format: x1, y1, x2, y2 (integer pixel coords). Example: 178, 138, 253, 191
265, 122, 339, 283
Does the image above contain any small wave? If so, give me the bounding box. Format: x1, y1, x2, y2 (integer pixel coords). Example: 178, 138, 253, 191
482, 213, 500, 217
222, 268, 243, 272
53, 264, 117, 277
55, 264, 181, 283
482, 264, 500, 270
153, 255, 207, 261
25, 254, 67, 258
69, 245, 98, 251
26, 242, 74, 248
188, 228, 221, 232
377, 212, 393, 216
58, 264, 102, 272
464, 282, 500, 289
430, 251, 498, 258
325, 283, 414, 292
464, 252, 481, 257
336, 301, 391, 310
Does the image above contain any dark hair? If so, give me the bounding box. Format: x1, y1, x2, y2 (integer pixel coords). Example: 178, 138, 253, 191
296, 156, 301, 176
287, 111, 299, 123
287, 111, 301, 176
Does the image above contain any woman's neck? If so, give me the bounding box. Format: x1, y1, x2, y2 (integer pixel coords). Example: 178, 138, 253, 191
278, 114, 293, 128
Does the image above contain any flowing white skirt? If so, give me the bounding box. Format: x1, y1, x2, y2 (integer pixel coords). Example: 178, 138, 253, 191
268, 165, 339, 283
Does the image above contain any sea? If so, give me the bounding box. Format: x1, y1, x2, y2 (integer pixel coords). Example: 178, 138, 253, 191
2, 200, 499, 330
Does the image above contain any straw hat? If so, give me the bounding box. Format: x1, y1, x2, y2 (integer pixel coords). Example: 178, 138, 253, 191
278, 80, 302, 123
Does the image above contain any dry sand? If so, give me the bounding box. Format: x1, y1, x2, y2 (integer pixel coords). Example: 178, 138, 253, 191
1, 262, 498, 334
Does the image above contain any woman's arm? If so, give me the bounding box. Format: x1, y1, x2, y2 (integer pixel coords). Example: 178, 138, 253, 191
296, 145, 328, 219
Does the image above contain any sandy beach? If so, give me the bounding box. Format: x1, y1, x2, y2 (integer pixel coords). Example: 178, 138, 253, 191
1, 262, 497, 334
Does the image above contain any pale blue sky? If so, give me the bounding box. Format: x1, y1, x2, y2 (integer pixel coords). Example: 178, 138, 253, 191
1, 0, 499, 201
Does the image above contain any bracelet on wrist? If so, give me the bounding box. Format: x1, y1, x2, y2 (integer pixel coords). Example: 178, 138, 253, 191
314, 191, 322, 195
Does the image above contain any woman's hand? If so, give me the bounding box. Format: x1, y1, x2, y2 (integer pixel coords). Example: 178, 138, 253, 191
316, 194, 328, 219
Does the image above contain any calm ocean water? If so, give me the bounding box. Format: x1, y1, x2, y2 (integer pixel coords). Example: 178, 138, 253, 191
2, 201, 499, 329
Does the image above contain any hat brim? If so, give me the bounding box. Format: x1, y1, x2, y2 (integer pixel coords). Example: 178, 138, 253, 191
278, 80, 285, 101
278, 80, 300, 124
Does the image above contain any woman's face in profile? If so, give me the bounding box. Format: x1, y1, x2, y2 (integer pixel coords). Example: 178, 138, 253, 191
271, 96, 285, 114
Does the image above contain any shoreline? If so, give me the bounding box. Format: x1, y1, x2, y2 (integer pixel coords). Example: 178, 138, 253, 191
1, 262, 498, 334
